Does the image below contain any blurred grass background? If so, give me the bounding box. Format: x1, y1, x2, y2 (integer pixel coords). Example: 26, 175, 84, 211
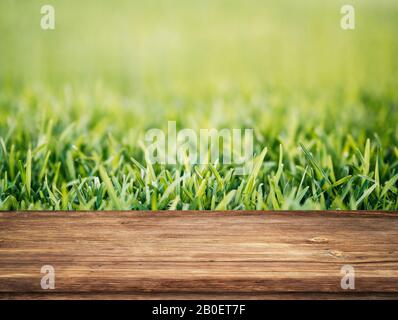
0, 0, 397, 210
1, 0, 398, 93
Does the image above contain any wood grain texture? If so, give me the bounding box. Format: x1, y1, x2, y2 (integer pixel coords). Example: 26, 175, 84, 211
0, 211, 397, 299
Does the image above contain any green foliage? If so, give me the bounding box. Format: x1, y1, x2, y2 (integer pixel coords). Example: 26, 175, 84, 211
0, 0, 397, 210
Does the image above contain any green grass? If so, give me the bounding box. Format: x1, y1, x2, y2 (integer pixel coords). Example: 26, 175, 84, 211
0, 0, 397, 210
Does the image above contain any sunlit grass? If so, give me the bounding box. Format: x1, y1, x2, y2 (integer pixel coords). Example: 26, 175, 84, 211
0, 0, 397, 210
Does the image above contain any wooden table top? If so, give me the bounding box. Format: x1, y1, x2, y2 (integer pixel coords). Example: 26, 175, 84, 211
0, 211, 397, 299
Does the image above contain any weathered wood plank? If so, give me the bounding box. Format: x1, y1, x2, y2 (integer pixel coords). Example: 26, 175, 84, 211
0, 211, 397, 299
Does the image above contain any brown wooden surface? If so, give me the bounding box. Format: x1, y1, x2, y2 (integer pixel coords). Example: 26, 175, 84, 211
0, 211, 397, 300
